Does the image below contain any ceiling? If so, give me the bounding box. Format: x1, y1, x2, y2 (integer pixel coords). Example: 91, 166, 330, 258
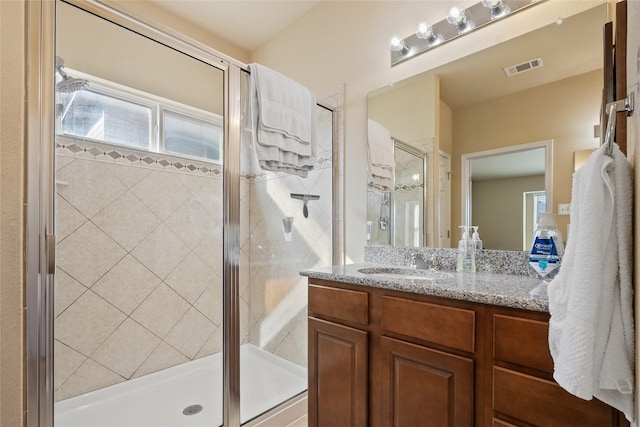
149, 0, 321, 51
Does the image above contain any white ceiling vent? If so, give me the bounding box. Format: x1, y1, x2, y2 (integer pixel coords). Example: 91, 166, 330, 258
504, 57, 544, 77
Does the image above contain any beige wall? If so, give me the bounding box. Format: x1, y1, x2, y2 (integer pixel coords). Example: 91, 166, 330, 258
472, 175, 545, 250
452, 70, 602, 241
0, 1, 25, 426
251, 0, 607, 262
440, 101, 453, 156
110, 0, 250, 64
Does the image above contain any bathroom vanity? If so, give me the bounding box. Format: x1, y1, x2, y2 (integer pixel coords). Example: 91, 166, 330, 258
302, 264, 629, 427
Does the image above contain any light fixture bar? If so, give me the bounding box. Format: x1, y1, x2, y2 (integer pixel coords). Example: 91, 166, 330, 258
391, 0, 540, 66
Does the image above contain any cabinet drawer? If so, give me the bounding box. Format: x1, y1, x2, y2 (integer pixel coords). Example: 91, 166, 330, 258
493, 314, 553, 373
309, 284, 369, 326
492, 419, 517, 427
493, 366, 614, 426
381, 296, 475, 353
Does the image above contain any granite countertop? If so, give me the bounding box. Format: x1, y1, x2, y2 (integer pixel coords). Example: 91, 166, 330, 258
300, 263, 550, 312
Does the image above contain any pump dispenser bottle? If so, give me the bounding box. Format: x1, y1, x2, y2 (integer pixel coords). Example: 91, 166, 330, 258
471, 226, 483, 251
456, 226, 476, 273
529, 213, 564, 279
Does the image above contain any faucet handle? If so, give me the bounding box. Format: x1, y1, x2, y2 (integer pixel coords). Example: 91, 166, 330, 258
428, 253, 438, 270
407, 252, 418, 267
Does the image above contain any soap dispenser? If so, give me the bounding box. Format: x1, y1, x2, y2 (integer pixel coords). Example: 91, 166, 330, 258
456, 226, 476, 273
471, 226, 483, 251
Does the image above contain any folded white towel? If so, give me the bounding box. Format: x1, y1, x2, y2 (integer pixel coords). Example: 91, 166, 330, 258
249, 63, 317, 177
548, 142, 634, 424
367, 119, 395, 192
368, 119, 394, 167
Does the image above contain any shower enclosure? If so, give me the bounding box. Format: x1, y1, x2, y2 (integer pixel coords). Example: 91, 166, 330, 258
26, 1, 341, 426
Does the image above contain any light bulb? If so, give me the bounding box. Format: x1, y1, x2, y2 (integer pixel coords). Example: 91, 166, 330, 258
416, 22, 434, 39
482, 0, 510, 19
482, 0, 501, 7
416, 22, 443, 46
447, 6, 465, 25
390, 35, 408, 53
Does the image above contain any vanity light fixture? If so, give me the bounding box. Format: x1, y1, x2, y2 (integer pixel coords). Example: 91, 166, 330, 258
390, 0, 540, 66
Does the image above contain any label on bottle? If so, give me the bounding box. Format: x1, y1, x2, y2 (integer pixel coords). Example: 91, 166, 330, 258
529, 237, 561, 277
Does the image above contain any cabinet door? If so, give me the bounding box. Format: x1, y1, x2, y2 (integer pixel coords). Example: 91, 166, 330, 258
308, 317, 368, 427
380, 336, 473, 427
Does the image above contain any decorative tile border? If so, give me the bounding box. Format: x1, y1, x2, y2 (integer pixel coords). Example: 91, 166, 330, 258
56, 135, 223, 177
395, 183, 424, 192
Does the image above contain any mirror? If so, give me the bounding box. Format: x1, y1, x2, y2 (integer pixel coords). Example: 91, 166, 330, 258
367, 4, 607, 249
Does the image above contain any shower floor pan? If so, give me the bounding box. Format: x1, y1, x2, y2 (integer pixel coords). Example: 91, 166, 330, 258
55, 344, 307, 427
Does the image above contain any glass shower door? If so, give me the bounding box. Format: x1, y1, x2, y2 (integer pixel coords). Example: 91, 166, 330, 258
239, 72, 334, 423
53, 2, 225, 425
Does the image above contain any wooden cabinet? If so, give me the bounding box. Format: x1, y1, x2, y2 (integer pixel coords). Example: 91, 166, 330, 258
308, 317, 368, 427
308, 278, 628, 427
308, 283, 369, 427
380, 336, 473, 427
488, 309, 626, 427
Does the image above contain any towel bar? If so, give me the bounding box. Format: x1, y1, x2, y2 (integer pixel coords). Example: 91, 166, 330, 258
604, 91, 635, 156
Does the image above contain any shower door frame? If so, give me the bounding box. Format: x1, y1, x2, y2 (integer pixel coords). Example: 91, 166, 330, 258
26, 1, 244, 426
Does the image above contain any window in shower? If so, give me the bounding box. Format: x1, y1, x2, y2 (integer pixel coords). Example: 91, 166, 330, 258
163, 110, 222, 161
59, 89, 152, 149
58, 72, 223, 162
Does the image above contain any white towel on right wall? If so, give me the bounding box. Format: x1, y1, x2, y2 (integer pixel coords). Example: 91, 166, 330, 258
548, 142, 635, 424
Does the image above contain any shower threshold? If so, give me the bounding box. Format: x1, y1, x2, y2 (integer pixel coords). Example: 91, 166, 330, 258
54, 344, 307, 427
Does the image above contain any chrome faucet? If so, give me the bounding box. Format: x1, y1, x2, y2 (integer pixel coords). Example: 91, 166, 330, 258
408, 252, 438, 270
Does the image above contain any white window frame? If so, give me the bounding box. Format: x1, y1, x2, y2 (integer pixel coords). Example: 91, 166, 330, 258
56, 69, 223, 164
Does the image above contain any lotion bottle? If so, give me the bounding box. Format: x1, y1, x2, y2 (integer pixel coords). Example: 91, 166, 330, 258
456, 226, 476, 273
471, 226, 483, 251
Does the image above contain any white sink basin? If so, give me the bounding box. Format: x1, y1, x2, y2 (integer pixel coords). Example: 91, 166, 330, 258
357, 267, 454, 281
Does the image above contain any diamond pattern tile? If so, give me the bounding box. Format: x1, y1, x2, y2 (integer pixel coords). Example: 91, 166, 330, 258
91, 255, 160, 315
55, 196, 87, 244
54, 268, 87, 317
130, 224, 190, 279
55, 290, 126, 356
54, 340, 87, 391
92, 191, 161, 251
131, 283, 190, 338
131, 170, 190, 219
165, 253, 215, 304
165, 308, 215, 359
92, 318, 161, 379
56, 359, 124, 401
111, 164, 150, 188
56, 159, 127, 218
193, 281, 223, 326
132, 342, 189, 379
56, 222, 126, 287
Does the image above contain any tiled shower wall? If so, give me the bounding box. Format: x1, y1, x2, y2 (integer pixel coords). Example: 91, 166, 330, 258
55, 102, 333, 399
241, 105, 334, 368
54, 135, 235, 400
